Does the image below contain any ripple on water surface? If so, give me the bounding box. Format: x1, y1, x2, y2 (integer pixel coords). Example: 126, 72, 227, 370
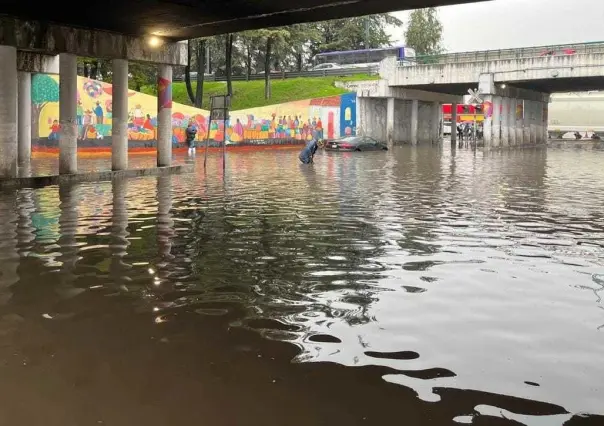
0, 147, 603, 425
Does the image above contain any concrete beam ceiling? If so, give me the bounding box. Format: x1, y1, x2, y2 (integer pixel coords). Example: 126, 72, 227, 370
1, 0, 487, 41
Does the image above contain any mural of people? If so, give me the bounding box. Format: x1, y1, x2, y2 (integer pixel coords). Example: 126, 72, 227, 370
77, 101, 84, 126
31, 75, 357, 151
48, 120, 60, 141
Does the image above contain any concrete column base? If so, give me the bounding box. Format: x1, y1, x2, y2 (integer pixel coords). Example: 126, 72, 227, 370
492, 96, 502, 148
0, 46, 18, 177
112, 59, 129, 171
501, 97, 510, 147
157, 64, 173, 168
410, 99, 418, 145
18, 71, 31, 165
59, 53, 78, 174
386, 97, 395, 148
431, 101, 440, 144
450, 103, 457, 145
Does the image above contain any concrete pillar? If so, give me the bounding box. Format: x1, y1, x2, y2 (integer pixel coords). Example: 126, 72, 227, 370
0, 46, 18, 177
501, 97, 510, 147
535, 101, 543, 144
516, 100, 524, 145
508, 98, 517, 146
157, 64, 173, 167
431, 101, 440, 144
529, 101, 537, 144
543, 102, 549, 142
450, 103, 457, 145
492, 96, 502, 148
386, 97, 394, 148
523, 101, 531, 144
18, 72, 32, 165
410, 99, 418, 145
483, 95, 493, 148
59, 53, 78, 174
112, 59, 129, 171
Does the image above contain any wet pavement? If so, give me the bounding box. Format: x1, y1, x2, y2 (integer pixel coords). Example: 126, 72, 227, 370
0, 146, 603, 425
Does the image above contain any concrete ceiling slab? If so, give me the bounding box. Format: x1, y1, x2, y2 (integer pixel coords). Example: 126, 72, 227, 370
0, 0, 488, 41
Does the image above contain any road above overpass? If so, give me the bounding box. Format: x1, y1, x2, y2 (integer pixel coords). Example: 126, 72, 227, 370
387, 42, 604, 94
1, 0, 487, 41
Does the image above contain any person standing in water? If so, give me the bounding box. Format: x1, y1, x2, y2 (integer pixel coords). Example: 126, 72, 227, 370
299, 138, 318, 164
185, 120, 198, 156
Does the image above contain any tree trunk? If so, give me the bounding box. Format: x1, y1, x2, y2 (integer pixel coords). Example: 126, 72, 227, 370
225, 34, 234, 97
90, 60, 98, 80
264, 37, 272, 100
185, 39, 196, 104
31, 103, 45, 140
195, 39, 206, 109
246, 45, 252, 81
296, 52, 303, 72
98, 60, 110, 82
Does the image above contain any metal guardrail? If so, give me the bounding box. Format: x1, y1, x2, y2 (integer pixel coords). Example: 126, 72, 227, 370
403, 41, 604, 66
174, 66, 379, 82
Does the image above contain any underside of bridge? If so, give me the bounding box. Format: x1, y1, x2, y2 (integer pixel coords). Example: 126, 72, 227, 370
1, 0, 486, 41
397, 76, 604, 95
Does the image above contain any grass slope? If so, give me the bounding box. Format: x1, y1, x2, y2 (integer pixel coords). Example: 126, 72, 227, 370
142, 74, 377, 111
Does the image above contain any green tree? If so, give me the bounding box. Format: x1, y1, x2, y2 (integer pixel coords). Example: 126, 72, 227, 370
185, 38, 207, 108
31, 74, 59, 139
287, 23, 321, 71
239, 30, 264, 78
257, 28, 290, 99
128, 62, 156, 92
404, 8, 444, 57
310, 14, 403, 58
225, 33, 235, 97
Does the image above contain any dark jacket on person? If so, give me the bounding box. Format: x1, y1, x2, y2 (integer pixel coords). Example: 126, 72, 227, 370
299, 139, 318, 164
185, 125, 197, 147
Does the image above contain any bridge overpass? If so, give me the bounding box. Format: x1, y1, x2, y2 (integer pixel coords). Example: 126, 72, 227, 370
0, 0, 491, 178
355, 42, 604, 148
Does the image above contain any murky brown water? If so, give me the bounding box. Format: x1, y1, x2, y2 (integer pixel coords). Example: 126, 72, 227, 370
1, 146, 603, 425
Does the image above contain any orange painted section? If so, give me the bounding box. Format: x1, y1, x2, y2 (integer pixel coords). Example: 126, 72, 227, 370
31, 144, 303, 158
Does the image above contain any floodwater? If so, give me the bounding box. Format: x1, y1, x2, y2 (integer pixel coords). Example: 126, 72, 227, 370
0, 146, 603, 426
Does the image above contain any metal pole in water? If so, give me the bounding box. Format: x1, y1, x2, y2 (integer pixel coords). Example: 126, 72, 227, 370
222, 108, 227, 172
204, 119, 211, 169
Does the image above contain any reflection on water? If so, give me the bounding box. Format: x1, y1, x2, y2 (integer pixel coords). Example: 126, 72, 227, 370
0, 146, 603, 425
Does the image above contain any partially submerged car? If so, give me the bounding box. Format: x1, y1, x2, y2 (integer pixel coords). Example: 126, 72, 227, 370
324, 136, 388, 152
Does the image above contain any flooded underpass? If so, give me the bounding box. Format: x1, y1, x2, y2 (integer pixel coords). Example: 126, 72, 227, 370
0, 146, 603, 425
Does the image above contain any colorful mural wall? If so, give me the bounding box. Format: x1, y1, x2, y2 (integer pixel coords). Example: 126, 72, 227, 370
31, 74, 356, 153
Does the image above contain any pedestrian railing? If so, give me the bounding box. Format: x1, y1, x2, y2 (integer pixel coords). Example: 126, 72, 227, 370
400, 41, 604, 66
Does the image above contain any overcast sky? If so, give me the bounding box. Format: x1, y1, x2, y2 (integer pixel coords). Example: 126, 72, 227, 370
387, 0, 604, 52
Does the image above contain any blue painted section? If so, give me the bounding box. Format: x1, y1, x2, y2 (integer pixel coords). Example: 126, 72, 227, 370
340, 93, 357, 137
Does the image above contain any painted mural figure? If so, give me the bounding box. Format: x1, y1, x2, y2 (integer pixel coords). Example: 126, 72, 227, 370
143, 114, 154, 131
233, 119, 244, 138
133, 105, 145, 127
77, 101, 84, 126
48, 120, 60, 141
94, 101, 104, 125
